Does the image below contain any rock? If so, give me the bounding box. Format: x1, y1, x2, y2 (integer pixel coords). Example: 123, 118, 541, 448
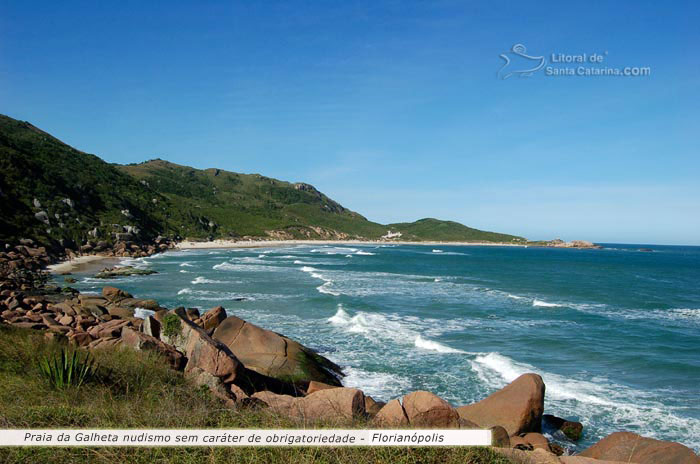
164, 310, 243, 385
201, 306, 227, 331
493, 448, 560, 464
402, 391, 460, 427
580, 432, 700, 464
185, 308, 201, 320
87, 319, 131, 338
522, 432, 550, 451
490, 426, 510, 447
107, 306, 135, 319
252, 387, 365, 422
120, 298, 161, 310
306, 381, 337, 395
10, 321, 47, 330
185, 367, 246, 408
68, 331, 93, 347
457, 373, 545, 436
543, 414, 584, 441
142, 315, 160, 339
559, 457, 629, 464
102, 286, 133, 301
95, 266, 157, 279
88, 337, 122, 349
120, 327, 185, 370
374, 399, 409, 426
509, 435, 534, 451
213, 314, 343, 385
364, 396, 383, 416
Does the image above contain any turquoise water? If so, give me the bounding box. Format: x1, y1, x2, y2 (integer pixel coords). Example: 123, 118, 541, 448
61, 244, 700, 450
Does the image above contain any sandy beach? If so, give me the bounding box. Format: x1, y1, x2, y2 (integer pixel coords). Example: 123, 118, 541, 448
175, 239, 526, 249
47, 255, 121, 274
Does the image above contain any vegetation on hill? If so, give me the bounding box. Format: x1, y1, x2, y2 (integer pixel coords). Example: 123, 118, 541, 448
0, 325, 511, 464
0, 114, 526, 248
388, 218, 524, 243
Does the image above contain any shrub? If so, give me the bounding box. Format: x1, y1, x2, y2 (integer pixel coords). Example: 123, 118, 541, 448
38, 348, 96, 389
162, 313, 182, 338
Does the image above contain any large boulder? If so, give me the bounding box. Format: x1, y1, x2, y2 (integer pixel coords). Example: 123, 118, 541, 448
121, 327, 185, 370
252, 387, 365, 422
457, 373, 545, 436
402, 391, 461, 427
162, 308, 244, 385
163, 309, 299, 396
579, 432, 700, 464
213, 315, 343, 385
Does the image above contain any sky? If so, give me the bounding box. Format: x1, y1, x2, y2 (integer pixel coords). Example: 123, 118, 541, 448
1, 1, 698, 244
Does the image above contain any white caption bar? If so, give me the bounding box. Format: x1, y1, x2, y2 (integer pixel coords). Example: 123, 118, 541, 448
0, 429, 491, 447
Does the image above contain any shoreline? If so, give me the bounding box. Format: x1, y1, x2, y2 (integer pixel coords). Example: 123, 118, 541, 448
175, 239, 529, 250
47, 255, 121, 274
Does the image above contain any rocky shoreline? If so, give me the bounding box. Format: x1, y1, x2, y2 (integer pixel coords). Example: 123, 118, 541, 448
1, 243, 697, 464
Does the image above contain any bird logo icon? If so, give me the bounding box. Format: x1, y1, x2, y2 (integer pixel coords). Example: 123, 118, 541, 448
499, 44, 546, 79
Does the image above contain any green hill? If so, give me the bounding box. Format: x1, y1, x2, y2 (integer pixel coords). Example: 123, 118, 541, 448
388, 218, 524, 242
0, 114, 526, 248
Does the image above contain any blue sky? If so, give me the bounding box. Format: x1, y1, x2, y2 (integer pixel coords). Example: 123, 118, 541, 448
1, 1, 698, 244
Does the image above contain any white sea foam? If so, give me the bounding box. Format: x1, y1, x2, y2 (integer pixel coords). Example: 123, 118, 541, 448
355, 250, 375, 256
328, 306, 466, 353
470, 352, 700, 449
300, 266, 339, 295
177, 288, 192, 295
533, 299, 563, 307
179, 262, 193, 267
339, 366, 412, 401
507, 293, 527, 300
179, 270, 189, 273
134, 307, 155, 319
192, 276, 224, 284
414, 335, 466, 354
434, 278, 442, 282
432, 249, 443, 253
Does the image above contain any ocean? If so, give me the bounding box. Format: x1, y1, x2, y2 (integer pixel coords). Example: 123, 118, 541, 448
59, 243, 700, 451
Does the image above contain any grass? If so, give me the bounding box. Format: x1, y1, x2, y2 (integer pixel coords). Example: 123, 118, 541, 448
0, 325, 512, 464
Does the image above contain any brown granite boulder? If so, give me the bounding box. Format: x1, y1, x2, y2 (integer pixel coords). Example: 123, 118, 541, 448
102, 286, 132, 301
374, 399, 409, 426
579, 432, 700, 464
402, 390, 461, 427
121, 327, 185, 370
201, 306, 227, 332
164, 309, 244, 385
252, 387, 365, 422
212, 314, 343, 385
457, 373, 545, 436
306, 380, 336, 395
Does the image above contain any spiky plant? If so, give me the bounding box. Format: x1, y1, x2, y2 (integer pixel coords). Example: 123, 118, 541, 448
38, 348, 96, 389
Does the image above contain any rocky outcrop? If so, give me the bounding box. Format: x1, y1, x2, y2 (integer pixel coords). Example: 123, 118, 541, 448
457, 373, 545, 436
579, 432, 700, 464
94, 266, 157, 279
373, 391, 465, 428
252, 387, 365, 422
212, 315, 343, 386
